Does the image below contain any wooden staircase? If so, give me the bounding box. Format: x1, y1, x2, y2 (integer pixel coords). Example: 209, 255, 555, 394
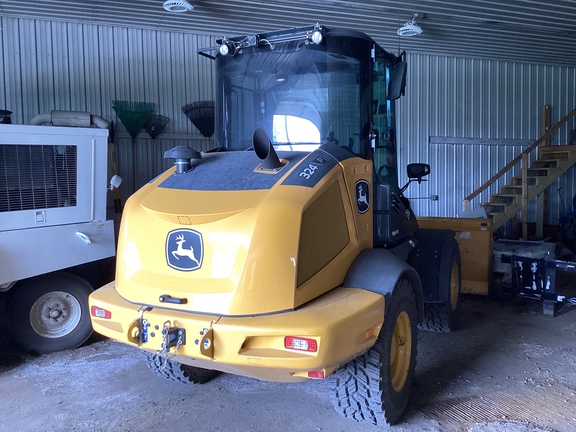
464, 108, 576, 236
479, 145, 576, 229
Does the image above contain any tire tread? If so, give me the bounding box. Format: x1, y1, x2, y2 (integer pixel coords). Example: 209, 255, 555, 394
146, 353, 219, 384
330, 279, 417, 425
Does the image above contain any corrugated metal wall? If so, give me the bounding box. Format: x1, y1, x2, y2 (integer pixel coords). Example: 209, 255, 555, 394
397, 54, 576, 227
0, 16, 217, 195
2, 15, 576, 228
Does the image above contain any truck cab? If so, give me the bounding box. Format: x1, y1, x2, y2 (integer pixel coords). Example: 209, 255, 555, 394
209, 25, 417, 248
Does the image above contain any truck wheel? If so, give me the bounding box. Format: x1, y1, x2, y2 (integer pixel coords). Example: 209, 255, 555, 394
419, 245, 461, 333
330, 279, 418, 425
146, 353, 220, 384
7, 272, 94, 355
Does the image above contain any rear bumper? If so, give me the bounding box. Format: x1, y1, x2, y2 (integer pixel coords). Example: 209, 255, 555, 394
89, 282, 385, 382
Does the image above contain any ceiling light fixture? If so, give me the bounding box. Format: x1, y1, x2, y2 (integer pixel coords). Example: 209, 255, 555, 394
397, 13, 424, 37
163, 0, 194, 13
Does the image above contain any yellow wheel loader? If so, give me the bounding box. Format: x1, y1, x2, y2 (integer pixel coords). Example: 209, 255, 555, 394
89, 24, 461, 425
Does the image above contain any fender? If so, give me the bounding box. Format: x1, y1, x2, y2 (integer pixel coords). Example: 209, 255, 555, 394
344, 248, 424, 321
410, 229, 458, 303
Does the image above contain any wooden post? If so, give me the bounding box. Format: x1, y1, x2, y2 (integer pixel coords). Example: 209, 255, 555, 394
537, 105, 551, 239
542, 105, 551, 147
512, 214, 520, 239
522, 153, 528, 240
536, 193, 545, 239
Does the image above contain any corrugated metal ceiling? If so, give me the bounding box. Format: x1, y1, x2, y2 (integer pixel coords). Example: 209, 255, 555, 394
1, 0, 575, 67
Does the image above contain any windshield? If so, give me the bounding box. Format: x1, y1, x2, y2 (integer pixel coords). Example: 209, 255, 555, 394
215, 37, 370, 156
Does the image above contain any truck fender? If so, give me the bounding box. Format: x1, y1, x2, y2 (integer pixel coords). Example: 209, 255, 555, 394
410, 229, 458, 303
343, 248, 424, 322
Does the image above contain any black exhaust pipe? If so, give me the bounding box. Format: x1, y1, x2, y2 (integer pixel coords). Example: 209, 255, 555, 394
253, 128, 284, 170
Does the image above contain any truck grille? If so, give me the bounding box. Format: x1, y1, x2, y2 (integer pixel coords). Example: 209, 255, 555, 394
0, 144, 77, 213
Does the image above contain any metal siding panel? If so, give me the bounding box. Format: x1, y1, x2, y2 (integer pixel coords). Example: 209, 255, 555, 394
20, 19, 39, 122
127, 28, 146, 102
97, 25, 116, 123
198, 35, 216, 101
51, 21, 71, 111
142, 29, 159, 113
4, 18, 24, 123
112, 26, 130, 102
156, 31, 177, 131
67, 22, 87, 112
171, 32, 189, 134
83, 24, 102, 115
35, 20, 56, 114
185, 33, 199, 102
0, 18, 5, 110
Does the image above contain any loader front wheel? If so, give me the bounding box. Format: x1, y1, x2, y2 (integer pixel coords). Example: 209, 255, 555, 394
330, 278, 418, 425
146, 353, 220, 384
419, 244, 461, 333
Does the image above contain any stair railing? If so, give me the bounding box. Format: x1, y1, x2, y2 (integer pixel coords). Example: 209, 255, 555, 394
463, 107, 576, 213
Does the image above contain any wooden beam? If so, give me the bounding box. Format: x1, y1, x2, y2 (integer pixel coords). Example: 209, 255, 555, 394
541, 105, 551, 147
541, 105, 551, 232
536, 192, 545, 239
522, 153, 528, 240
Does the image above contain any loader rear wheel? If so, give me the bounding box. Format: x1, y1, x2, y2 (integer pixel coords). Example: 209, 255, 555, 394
7, 272, 94, 355
419, 245, 461, 333
146, 353, 220, 384
330, 279, 418, 425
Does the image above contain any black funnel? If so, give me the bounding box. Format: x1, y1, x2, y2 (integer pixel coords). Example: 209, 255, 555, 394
253, 128, 284, 170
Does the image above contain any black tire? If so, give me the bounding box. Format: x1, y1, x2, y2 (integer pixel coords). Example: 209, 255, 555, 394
330, 279, 418, 425
419, 242, 461, 333
146, 353, 220, 384
7, 272, 94, 355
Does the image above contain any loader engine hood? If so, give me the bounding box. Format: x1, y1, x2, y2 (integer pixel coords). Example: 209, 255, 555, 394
115, 144, 370, 316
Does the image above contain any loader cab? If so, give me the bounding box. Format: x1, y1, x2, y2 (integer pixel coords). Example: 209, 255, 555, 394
202, 24, 417, 245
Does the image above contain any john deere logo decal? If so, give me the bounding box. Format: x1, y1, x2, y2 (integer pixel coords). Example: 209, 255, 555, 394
356, 180, 370, 214
166, 229, 203, 271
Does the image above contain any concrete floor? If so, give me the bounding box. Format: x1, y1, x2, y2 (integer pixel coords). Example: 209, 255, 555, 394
1, 293, 576, 432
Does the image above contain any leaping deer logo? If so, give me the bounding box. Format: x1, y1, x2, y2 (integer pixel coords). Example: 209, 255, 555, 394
166, 229, 203, 271
357, 185, 368, 207
172, 234, 200, 266
355, 180, 369, 214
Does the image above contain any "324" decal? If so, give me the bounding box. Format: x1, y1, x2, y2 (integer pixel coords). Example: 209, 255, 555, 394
298, 157, 326, 180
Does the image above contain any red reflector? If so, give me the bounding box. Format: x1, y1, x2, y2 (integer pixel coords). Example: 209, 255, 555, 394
91, 306, 111, 319
284, 336, 317, 352
308, 370, 325, 379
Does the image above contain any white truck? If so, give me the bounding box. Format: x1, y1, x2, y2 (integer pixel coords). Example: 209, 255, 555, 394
0, 114, 117, 354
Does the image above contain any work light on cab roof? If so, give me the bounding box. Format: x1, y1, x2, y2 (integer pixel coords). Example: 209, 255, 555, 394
216, 23, 324, 57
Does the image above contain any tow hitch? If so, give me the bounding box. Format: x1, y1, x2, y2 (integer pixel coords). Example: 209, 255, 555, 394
161, 322, 186, 350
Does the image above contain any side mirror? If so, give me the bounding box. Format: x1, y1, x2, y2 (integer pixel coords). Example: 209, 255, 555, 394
407, 163, 430, 183
387, 61, 407, 100
400, 163, 430, 194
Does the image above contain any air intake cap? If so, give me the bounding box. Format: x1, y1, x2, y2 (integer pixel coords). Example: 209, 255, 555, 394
164, 145, 202, 174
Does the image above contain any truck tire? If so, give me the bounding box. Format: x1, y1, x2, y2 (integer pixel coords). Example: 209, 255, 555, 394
146, 353, 220, 384
7, 272, 94, 355
330, 278, 418, 425
419, 245, 461, 333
